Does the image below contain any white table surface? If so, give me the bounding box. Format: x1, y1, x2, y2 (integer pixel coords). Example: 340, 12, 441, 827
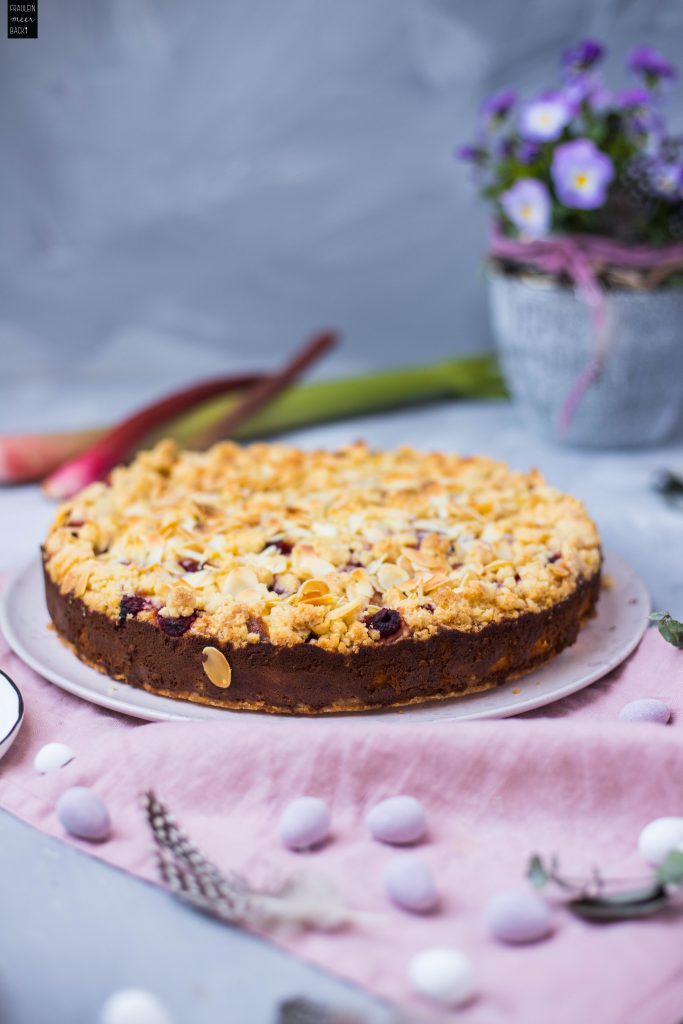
1, 397, 682, 1024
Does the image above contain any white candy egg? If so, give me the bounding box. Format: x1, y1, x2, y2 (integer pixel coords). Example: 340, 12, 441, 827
408, 947, 475, 1007
384, 854, 439, 913
279, 796, 331, 850
485, 888, 553, 944
619, 699, 671, 725
34, 742, 74, 774
56, 786, 111, 842
99, 988, 173, 1024
366, 796, 426, 845
638, 816, 683, 866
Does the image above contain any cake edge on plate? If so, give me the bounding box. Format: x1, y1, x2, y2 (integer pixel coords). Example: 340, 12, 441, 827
43, 558, 601, 714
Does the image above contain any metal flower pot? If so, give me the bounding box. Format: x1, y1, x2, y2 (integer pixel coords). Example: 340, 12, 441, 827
487, 267, 683, 447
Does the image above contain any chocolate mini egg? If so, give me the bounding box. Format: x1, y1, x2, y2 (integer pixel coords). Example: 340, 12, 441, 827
485, 888, 553, 944
384, 854, 439, 913
99, 988, 173, 1024
408, 947, 475, 1007
366, 796, 426, 845
56, 786, 111, 842
279, 796, 331, 850
638, 816, 683, 866
619, 699, 671, 725
34, 742, 74, 774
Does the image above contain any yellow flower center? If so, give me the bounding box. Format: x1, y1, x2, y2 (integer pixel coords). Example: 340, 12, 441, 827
521, 204, 533, 220
574, 171, 590, 189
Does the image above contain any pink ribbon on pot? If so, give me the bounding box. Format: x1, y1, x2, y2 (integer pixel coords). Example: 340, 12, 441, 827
489, 225, 683, 433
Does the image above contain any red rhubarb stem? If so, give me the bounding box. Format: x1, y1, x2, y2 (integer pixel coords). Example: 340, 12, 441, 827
189, 330, 339, 449
42, 372, 263, 500
0, 429, 105, 485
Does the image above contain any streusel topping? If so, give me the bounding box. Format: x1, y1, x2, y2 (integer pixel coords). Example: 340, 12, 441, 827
43, 440, 601, 653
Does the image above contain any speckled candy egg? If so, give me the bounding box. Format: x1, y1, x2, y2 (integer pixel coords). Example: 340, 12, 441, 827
56, 786, 111, 842
485, 888, 553, 944
384, 854, 439, 913
366, 796, 426, 845
638, 816, 683, 866
279, 797, 331, 850
408, 947, 475, 1008
619, 699, 671, 725
34, 742, 75, 774
99, 988, 173, 1024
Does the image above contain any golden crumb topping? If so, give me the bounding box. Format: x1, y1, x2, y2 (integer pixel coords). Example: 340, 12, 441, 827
43, 439, 601, 653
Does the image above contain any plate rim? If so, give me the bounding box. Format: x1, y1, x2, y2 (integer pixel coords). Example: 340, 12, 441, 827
0, 551, 650, 724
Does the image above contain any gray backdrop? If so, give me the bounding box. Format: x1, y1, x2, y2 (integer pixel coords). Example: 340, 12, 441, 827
1, 0, 682, 432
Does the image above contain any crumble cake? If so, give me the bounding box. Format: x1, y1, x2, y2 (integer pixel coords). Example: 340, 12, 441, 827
42, 439, 601, 713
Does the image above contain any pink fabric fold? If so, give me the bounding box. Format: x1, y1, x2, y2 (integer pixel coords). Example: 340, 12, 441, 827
2, 602, 683, 1022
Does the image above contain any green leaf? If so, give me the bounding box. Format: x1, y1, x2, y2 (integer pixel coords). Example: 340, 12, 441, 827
656, 850, 683, 886
527, 854, 550, 889
650, 612, 683, 649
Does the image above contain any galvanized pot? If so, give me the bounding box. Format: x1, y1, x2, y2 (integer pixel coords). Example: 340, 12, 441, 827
488, 267, 683, 447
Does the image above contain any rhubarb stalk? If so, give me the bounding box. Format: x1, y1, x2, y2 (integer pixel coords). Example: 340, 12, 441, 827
172, 354, 506, 446
42, 331, 338, 499
0, 429, 105, 485
188, 330, 338, 449
41, 372, 263, 500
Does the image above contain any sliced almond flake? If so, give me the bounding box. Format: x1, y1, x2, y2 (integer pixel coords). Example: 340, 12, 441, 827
423, 574, 451, 594
376, 562, 409, 592
296, 550, 336, 577
222, 566, 260, 597
202, 647, 232, 689
412, 518, 450, 534
312, 522, 338, 538
328, 597, 364, 622
296, 579, 335, 605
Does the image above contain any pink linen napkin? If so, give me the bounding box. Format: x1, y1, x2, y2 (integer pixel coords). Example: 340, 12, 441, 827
1, 605, 683, 1022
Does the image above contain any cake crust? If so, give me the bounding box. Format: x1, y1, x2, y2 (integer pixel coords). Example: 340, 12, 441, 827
42, 439, 602, 714
43, 562, 600, 714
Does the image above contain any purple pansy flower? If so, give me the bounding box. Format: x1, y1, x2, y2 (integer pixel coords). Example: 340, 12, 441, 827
649, 160, 683, 200
500, 179, 551, 238
481, 87, 517, 127
551, 138, 615, 209
519, 92, 572, 142
563, 39, 605, 77
564, 74, 609, 112
517, 139, 540, 165
628, 46, 677, 87
455, 143, 488, 165
615, 86, 652, 109
483, 88, 516, 121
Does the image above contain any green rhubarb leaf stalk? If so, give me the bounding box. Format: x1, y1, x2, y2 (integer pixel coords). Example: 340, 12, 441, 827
160, 354, 507, 448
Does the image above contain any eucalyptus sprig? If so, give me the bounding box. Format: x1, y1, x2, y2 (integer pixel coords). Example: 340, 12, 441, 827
652, 469, 683, 511
650, 611, 683, 649
527, 850, 683, 922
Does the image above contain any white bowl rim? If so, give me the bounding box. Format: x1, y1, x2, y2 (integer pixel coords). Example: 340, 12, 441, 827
0, 669, 24, 747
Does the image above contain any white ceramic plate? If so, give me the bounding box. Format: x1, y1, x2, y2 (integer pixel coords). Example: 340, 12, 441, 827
0, 552, 649, 724
0, 669, 24, 758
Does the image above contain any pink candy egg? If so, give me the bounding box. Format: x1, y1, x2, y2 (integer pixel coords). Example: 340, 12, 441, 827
384, 853, 439, 913
619, 699, 671, 725
279, 796, 331, 850
56, 786, 111, 842
366, 796, 426, 845
485, 888, 553, 944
